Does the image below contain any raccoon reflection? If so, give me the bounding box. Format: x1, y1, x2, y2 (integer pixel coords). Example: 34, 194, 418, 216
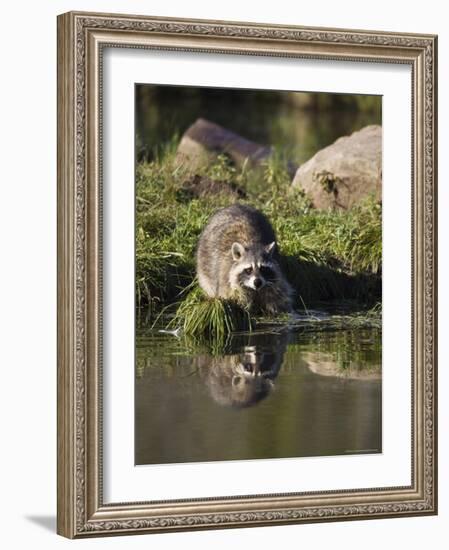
196, 204, 293, 314
204, 342, 286, 408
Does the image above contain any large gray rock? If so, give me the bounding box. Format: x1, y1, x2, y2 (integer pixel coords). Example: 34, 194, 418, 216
302, 352, 381, 380
292, 125, 382, 210
175, 118, 271, 172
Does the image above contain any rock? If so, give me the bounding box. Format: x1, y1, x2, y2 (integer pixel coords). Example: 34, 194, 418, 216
302, 352, 381, 380
175, 118, 271, 172
292, 125, 382, 210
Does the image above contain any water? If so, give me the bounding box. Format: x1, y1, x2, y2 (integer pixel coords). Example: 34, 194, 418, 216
135, 325, 381, 465
136, 85, 381, 165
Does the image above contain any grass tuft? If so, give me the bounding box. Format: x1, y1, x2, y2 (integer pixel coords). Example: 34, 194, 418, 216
168, 286, 254, 344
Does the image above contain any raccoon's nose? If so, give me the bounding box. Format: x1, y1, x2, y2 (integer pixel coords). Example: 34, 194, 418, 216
254, 278, 263, 289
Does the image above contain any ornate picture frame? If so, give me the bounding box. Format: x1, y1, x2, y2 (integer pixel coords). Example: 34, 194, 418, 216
57, 11, 437, 538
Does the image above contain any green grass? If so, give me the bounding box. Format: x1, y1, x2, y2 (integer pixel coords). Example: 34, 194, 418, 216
167, 286, 253, 347
136, 141, 382, 331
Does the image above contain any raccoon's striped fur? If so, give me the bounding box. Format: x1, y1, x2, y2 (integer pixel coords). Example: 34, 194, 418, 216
196, 204, 293, 314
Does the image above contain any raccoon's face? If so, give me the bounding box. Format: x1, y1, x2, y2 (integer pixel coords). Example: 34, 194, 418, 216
232, 349, 275, 384
208, 349, 275, 407
229, 241, 278, 292
205, 340, 285, 408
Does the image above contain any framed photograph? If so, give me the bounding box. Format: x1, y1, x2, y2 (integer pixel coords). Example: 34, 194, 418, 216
57, 11, 438, 538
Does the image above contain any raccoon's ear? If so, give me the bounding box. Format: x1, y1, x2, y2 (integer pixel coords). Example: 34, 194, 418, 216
231, 242, 245, 261
265, 241, 276, 257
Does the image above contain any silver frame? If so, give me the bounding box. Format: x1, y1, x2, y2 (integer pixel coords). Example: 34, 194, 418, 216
57, 11, 438, 538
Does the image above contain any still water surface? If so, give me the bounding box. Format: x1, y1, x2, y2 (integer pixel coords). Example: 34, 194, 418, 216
135, 325, 381, 465
136, 85, 382, 166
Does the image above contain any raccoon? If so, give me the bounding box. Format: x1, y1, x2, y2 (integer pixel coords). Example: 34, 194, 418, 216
204, 351, 274, 408
196, 204, 293, 314
203, 332, 289, 408
206, 349, 282, 408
